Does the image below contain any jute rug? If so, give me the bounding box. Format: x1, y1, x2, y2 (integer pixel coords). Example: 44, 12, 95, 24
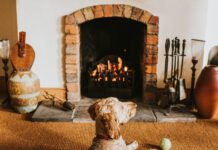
0, 108, 217, 150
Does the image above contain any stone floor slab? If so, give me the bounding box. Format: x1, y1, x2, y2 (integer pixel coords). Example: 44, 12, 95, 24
33, 98, 197, 123
73, 101, 156, 123
73, 97, 96, 106
153, 108, 197, 123
32, 102, 75, 122
73, 105, 94, 123
131, 104, 156, 122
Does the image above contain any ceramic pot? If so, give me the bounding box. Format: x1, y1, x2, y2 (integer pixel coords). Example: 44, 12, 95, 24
8, 71, 40, 114
195, 65, 218, 119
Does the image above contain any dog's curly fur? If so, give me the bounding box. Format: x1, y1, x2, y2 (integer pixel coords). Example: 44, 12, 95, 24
88, 97, 138, 150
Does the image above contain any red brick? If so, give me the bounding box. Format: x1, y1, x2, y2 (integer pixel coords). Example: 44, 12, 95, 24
66, 44, 79, 54
104, 5, 113, 17
147, 24, 159, 34
113, 5, 124, 17
148, 16, 159, 25
65, 15, 76, 25
66, 83, 79, 93
139, 11, 152, 24
146, 35, 158, 45
65, 64, 77, 74
145, 45, 158, 55
123, 5, 132, 18
144, 54, 158, 64
144, 73, 157, 83
66, 73, 78, 82
145, 65, 157, 74
131, 7, 143, 21
93, 5, 103, 18
65, 35, 80, 44
67, 92, 80, 101
73, 10, 85, 24
65, 25, 79, 34
83, 7, 94, 20
65, 55, 77, 64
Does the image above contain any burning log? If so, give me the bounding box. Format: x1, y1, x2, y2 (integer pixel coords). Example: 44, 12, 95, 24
97, 63, 105, 73
89, 55, 134, 89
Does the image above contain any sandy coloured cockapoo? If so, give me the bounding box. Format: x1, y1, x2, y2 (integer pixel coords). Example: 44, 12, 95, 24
88, 97, 138, 150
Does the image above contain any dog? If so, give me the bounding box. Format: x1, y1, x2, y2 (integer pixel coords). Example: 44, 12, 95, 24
88, 97, 138, 150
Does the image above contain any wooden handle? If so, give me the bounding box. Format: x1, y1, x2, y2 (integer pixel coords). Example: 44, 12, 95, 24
182, 39, 186, 54
19, 31, 26, 57
177, 39, 180, 53
165, 38, 170, 54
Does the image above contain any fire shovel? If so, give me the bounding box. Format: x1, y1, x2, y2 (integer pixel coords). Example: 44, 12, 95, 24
176, 39, 187, 102
176, 78, 187, 101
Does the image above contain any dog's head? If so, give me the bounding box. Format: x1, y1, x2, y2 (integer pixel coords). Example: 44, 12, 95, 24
88, 97, 137, 139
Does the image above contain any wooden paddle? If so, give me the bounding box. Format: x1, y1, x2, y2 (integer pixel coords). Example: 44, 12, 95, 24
10, 32, 35, 71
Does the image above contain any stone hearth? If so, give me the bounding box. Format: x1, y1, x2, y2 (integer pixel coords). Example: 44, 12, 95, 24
72, 98, 197, 123
64, 4, 159, 103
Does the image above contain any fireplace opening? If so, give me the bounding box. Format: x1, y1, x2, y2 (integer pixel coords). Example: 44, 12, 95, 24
80, 17, 145, 99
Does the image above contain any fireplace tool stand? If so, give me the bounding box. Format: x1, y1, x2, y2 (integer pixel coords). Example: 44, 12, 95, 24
161, 38, 187, 115
188, 58, 198, 108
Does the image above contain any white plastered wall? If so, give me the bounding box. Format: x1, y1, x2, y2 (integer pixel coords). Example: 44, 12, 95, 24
16, 0, 209, 88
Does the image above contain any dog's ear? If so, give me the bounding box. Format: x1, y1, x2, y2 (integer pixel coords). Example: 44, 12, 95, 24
100, 113, 120, 139
88, 100, 101, 120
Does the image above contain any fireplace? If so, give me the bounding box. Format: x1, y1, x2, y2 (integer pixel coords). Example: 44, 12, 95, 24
80, 17, 144, 98
64, 5, 159, 103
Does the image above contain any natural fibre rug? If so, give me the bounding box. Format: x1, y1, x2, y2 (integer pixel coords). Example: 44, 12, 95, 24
0, 108, 217, 150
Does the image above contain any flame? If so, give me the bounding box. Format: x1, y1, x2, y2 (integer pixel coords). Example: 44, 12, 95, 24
112, 78, 116, 82
91, 69, 97, 77
124, 66, 128, 72
118, 57, 122, 70
90, 57, 130, 84
107, 60, 111, 71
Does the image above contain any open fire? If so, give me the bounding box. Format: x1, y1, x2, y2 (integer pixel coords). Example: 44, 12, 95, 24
89, 56, 134, 89
86, 55, 135, 98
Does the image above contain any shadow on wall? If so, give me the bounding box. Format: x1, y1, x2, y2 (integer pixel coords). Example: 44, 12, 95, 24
208, 46, 218, 65
0, 61, 2, 76
0, 61, 4, 90
0, 62, 13, 92
61, 16, 66, 89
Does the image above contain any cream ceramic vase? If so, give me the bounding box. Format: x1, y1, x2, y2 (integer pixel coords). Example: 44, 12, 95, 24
8, 71, 40, 113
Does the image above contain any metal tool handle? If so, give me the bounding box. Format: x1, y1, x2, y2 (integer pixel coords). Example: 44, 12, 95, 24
171, 39, 175, 79
176, 39, 180, 80
182, 39, 186, 55
165, 38, 170, 54
180, 39, 186, 78
164, 39, 170, 83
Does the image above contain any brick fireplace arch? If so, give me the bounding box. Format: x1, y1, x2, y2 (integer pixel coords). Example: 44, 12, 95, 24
64, 4, 159, 103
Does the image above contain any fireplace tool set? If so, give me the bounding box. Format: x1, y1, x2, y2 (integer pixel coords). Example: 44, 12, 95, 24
160, 37, 187, 112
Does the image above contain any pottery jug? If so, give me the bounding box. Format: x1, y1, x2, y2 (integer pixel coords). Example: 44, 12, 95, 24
195, 65, 218, 119
8, 71, 40, 113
